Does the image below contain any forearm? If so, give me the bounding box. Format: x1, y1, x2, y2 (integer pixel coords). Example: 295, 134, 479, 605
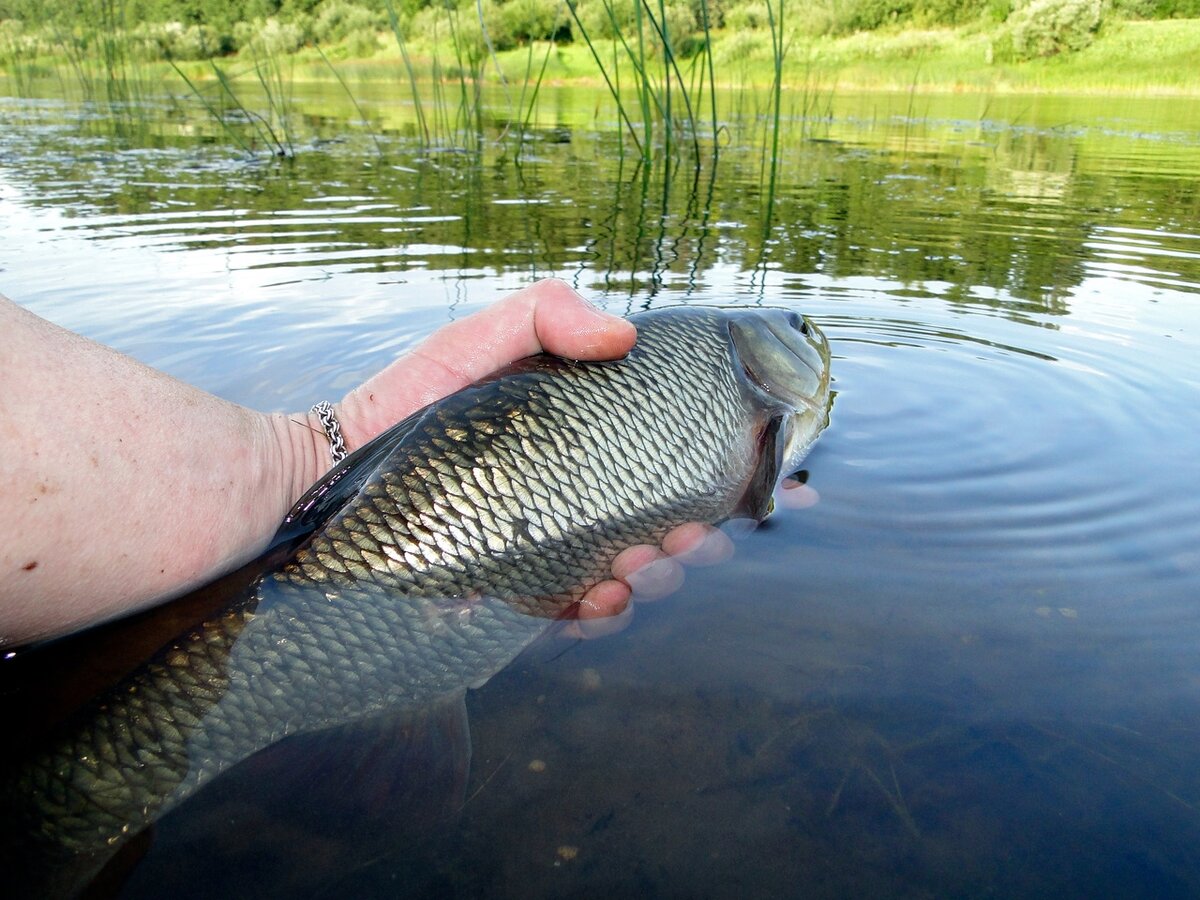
0, 280, 650, 645
0, 296, 322, 645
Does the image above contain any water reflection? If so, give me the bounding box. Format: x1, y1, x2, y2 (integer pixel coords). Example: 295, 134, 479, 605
3, 91, 1199, 318
2, 85, 1200, 897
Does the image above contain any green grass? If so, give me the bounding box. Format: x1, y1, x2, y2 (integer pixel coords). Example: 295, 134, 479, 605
314, 17, 1200, 96
5, 17, 1198, 103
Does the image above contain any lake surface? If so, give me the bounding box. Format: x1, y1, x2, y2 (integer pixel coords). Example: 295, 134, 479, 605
2, 80, 1200, 897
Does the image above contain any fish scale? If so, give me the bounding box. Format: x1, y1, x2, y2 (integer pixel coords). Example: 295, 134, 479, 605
4, 305, 831, 881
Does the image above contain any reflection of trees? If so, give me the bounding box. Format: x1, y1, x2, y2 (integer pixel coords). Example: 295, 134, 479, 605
4, 100, 1197, 320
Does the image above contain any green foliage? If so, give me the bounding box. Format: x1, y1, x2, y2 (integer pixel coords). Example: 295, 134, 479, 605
133, 21, 227, 58
835, 0, 915, 33
911, 0, 992, 25
311, 0, 385, 43
569, 0, 700, 49
569, 0, 637, 42
713, 24, 765, 59
497, 0, 571, 45
234, 16, 308, 53
724, 0, 770, 29
1006, 0, 1103, 59
1153, 0, 1200, 13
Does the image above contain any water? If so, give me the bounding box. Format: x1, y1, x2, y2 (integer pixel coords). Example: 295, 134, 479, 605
2, 84, 1200, 897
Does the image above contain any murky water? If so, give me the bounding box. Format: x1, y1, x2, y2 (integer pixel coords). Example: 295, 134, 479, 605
2, 83, 1200, 897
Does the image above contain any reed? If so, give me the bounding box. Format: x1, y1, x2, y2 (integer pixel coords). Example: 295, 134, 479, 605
249, 46, 296, 157
167, 61, 253, 155
565, 3, 646, 152
43, 0, 161, 142
512, 39, 554, 146
0, 22, 40, 97
444, 4, 485, 149
316, 44, 385, 157
213, 57, 294, 157
383, 0, 430, 145
565, 0, 734, 161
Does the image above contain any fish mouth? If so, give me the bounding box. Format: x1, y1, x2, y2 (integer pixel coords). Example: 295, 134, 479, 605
729, 309, 831, 413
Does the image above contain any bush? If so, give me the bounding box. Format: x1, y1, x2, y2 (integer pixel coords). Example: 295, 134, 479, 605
0, 17, 36, 53
724, 0, 772, 30
498, 0, 571, 44
257, 16, 309, 52
911, 0, 991, 24
830, 0, 915, 34
570, 0, 696, 46
311, 1, 384, 44
134, 21, 228, 59
570, 0, 639, 41
1151, 0, 1200, 15
1006, 0, 1102, 59
408, 4, 489, 64
713, 26, 765, 61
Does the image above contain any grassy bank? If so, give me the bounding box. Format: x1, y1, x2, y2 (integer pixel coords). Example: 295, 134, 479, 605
4, 8, 1200, 97
152, 16, 1200, 97
461, 18, 1200, 94
1, 5, 1196, 158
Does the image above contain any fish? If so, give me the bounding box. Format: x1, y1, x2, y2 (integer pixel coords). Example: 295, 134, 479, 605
0, 305, 831, 892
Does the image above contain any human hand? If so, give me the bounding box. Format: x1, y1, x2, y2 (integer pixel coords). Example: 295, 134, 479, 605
332, 279, 638, 452
313, 279, 732, 627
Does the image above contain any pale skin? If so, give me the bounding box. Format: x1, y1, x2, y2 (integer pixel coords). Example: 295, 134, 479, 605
0, 280, 732, 647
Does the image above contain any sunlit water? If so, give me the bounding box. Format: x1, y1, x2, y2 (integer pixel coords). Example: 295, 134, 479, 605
2, 84, 1200, 897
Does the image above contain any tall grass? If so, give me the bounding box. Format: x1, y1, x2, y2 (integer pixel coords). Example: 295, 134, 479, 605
171, 41, 300, 158
39, 0, 162, 141
8, 0, 792, 167
380, 0, 490, 149
0, 22, 41, 97
383, 0, 430, 144
316, 44, 384, 156
567, 0, 728, 161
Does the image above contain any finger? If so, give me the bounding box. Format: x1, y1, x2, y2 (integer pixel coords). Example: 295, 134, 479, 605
578, 579, 632, 618
614, 547, 685, 601
411, 279, 633, 387
662, 522, 735, 566
562, 599, 635, 640
777, 479, 820, 510
338, 279, 634, 448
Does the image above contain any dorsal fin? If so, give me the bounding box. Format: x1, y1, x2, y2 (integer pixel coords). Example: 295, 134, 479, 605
269, 412, 423, 552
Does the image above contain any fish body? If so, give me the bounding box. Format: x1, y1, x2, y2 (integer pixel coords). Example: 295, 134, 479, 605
4, 305, 831, 879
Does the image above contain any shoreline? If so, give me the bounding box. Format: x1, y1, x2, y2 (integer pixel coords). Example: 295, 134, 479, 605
3, 18, 1198, 100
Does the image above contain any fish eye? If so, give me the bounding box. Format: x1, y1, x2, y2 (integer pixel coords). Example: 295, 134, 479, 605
798, 319, 810, 336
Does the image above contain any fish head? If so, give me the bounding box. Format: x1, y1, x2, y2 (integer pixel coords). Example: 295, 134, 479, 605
727, 308, 832, 475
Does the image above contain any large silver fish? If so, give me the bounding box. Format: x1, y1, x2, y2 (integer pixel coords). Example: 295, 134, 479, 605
2, 305, 831, 889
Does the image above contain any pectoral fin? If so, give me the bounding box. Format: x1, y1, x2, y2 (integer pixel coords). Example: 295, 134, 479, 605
732, 414, 784, 522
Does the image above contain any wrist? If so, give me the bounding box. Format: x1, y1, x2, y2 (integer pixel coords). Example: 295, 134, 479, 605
263, 409, 334, 518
